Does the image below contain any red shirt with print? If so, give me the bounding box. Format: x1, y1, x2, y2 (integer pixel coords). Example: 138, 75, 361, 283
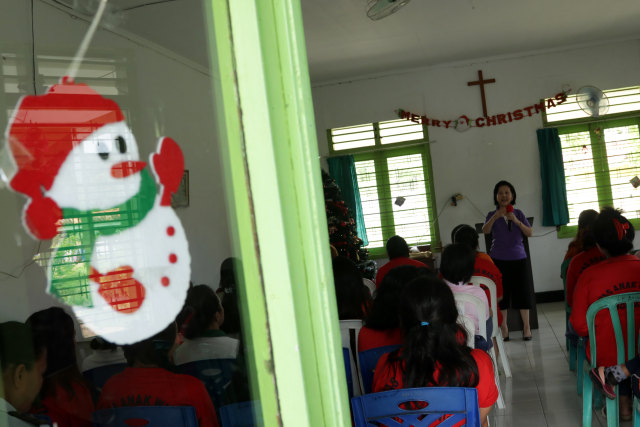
569, 255, 640, 366
358, 326, 404, 353
372, 348, 498, 409
565, 246, 606, 308
98, 367, 219, 427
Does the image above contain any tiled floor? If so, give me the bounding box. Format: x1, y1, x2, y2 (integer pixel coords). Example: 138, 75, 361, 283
490, 301, 622, 427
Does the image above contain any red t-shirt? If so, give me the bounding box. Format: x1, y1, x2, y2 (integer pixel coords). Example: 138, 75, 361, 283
565, 246, 605, 308
569, 255, 640, 366
472, 253, 504, 326
97, 367, 219, 427
372, 348, 498, 409
375, 258, 430, 287
358, 326, 404, 352
31, 382, 95, 427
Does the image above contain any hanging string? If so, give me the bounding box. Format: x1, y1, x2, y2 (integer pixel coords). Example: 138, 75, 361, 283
65, 0, 109, 82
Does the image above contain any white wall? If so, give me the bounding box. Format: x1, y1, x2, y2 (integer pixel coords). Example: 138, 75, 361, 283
0, 1, 230, 322
312, 39, 640, 293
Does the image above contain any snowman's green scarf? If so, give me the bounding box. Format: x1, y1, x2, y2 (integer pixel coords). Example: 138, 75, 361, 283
49, 169, 156, 307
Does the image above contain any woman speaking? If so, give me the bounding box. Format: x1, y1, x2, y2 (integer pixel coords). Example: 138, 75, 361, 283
482, 180, 533, 341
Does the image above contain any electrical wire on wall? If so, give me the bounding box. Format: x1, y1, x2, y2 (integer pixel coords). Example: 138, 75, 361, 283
0, 241, 42, 280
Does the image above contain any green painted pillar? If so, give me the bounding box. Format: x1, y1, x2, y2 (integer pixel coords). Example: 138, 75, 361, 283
204, 0, 351, 425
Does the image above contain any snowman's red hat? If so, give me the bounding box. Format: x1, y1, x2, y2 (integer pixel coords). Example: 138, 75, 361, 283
7, 77, 125, 239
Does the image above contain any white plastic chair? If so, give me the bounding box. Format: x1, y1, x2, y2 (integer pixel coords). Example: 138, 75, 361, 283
340, 319, 364, 397
454, 292, 505, 410
469, 275, 512, 378
362, 278, 376, 297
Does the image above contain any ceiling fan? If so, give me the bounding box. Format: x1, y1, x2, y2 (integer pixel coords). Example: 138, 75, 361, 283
367, 0, 412, 21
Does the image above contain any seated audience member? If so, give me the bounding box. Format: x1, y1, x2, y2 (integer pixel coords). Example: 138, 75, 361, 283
565, 210, 604, 309
333, 257, 371, 321
375, 235, 429, 286
0, 322, 47, 427
590, 354, 640, 400
174, 285, 248, 404
26, 307, 94, 427
452, 224, 504, 331
570, 207, 640, 421
97, 322, 219, 427
358, 266, 431, 352
563, 209, 599, 262
217, 258, 242, 339
174, 285, 240, 365
372, 276, 498, 427
81, 337, 127, 373
440, 244, 492, 351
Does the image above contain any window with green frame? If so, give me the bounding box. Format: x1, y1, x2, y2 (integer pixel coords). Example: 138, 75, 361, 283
544, 87, 640, 237
327, 119, 439, 257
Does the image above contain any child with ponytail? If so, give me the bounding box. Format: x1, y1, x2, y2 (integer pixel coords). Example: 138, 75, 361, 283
372, 276, 498, 427
570, 207, 640, 421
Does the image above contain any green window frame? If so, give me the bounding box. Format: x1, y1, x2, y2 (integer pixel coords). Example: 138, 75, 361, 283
554, 116, 640, 238
327, 122, 440, 257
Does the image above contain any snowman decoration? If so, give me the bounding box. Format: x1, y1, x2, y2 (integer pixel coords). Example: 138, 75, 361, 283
5, 78, 190, 344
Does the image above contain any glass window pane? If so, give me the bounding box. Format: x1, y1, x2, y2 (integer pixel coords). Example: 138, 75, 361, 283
0, 9, 261, 425
604, 124, 640, 219
559, 131, 600, 225
379, 119, 424, 145
386, 154, 431, 245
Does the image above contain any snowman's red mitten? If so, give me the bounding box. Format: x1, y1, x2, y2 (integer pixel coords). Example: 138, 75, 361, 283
25, 196, 62, 239
152, 137, 184, 206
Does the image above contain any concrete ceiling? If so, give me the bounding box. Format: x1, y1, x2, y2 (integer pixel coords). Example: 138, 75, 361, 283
94, 0, 640, 85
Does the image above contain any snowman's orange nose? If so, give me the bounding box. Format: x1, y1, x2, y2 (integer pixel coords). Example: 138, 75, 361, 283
111, 161, 147, 178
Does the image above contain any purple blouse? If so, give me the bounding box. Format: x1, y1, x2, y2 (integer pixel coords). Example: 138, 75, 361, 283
485, 208, 530, 261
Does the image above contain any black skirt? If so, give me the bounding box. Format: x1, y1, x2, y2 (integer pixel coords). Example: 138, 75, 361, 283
493, 258, 534, 310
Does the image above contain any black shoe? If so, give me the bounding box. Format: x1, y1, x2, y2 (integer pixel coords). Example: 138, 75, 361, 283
523, 333, 532, 341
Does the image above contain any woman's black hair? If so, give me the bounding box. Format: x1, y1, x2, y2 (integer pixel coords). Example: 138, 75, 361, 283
219, 257, 242, 336
182, 285, 222, 340
440, 243, 475, 284
122, 322, 177, 369
365, 265, 431, 330
451, 224, 479, 251
493, 180, 516, 207
332, 256, 370, 320
90, 337, 117, 351
26, 307, 86, 399
389, 276, 478, 388
593, 207, 635, 257
386, 235, 410, 259
577, 209, 599, 250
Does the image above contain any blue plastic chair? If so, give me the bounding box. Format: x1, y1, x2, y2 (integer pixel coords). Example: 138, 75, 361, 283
83, 363, 127, 391
177, 359, 235, 410
343, 348, 354, 400
219, 401, 261, 427
358, 345, 401, 394
581, 292, 640, 427
92, 406, 199, 427
351, 387, 481, 427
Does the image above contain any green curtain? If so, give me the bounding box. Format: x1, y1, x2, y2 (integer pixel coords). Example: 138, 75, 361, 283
537, 128, 570, 226
327, 156, 368, 246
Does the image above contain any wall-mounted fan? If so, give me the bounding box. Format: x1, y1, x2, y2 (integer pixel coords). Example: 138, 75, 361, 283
576, 86, 610, 117
367, 0, 411, 21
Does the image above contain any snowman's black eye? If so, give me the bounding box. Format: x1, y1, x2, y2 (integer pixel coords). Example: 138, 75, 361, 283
116, 136, 127, 154
97, 141, 109, 160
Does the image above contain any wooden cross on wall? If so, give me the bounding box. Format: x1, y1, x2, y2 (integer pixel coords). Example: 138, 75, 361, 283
467, 70, 496, 118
